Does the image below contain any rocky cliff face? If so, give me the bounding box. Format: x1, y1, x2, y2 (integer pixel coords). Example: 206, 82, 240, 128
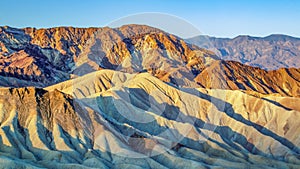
0, 25, 215, 87
187, 35, 300, 70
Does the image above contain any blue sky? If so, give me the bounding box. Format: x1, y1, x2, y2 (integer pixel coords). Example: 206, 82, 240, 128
1, 0, 299, 38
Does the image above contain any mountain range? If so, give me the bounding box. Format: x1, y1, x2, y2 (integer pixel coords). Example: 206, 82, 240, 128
0, 25, 299, 168
187, 34, 300, 70
1, 25, 300, 97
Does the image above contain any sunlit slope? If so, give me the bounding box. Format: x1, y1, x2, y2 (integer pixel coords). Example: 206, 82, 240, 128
40, 70, 300, 168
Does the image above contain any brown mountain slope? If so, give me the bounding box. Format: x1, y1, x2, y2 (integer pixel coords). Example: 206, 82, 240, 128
0, 25, 215, 87
195, 60, 300, 97
0, 49, 69, 87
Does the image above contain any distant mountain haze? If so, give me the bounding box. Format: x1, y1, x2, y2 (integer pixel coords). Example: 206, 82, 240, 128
187, 34, 300, 70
